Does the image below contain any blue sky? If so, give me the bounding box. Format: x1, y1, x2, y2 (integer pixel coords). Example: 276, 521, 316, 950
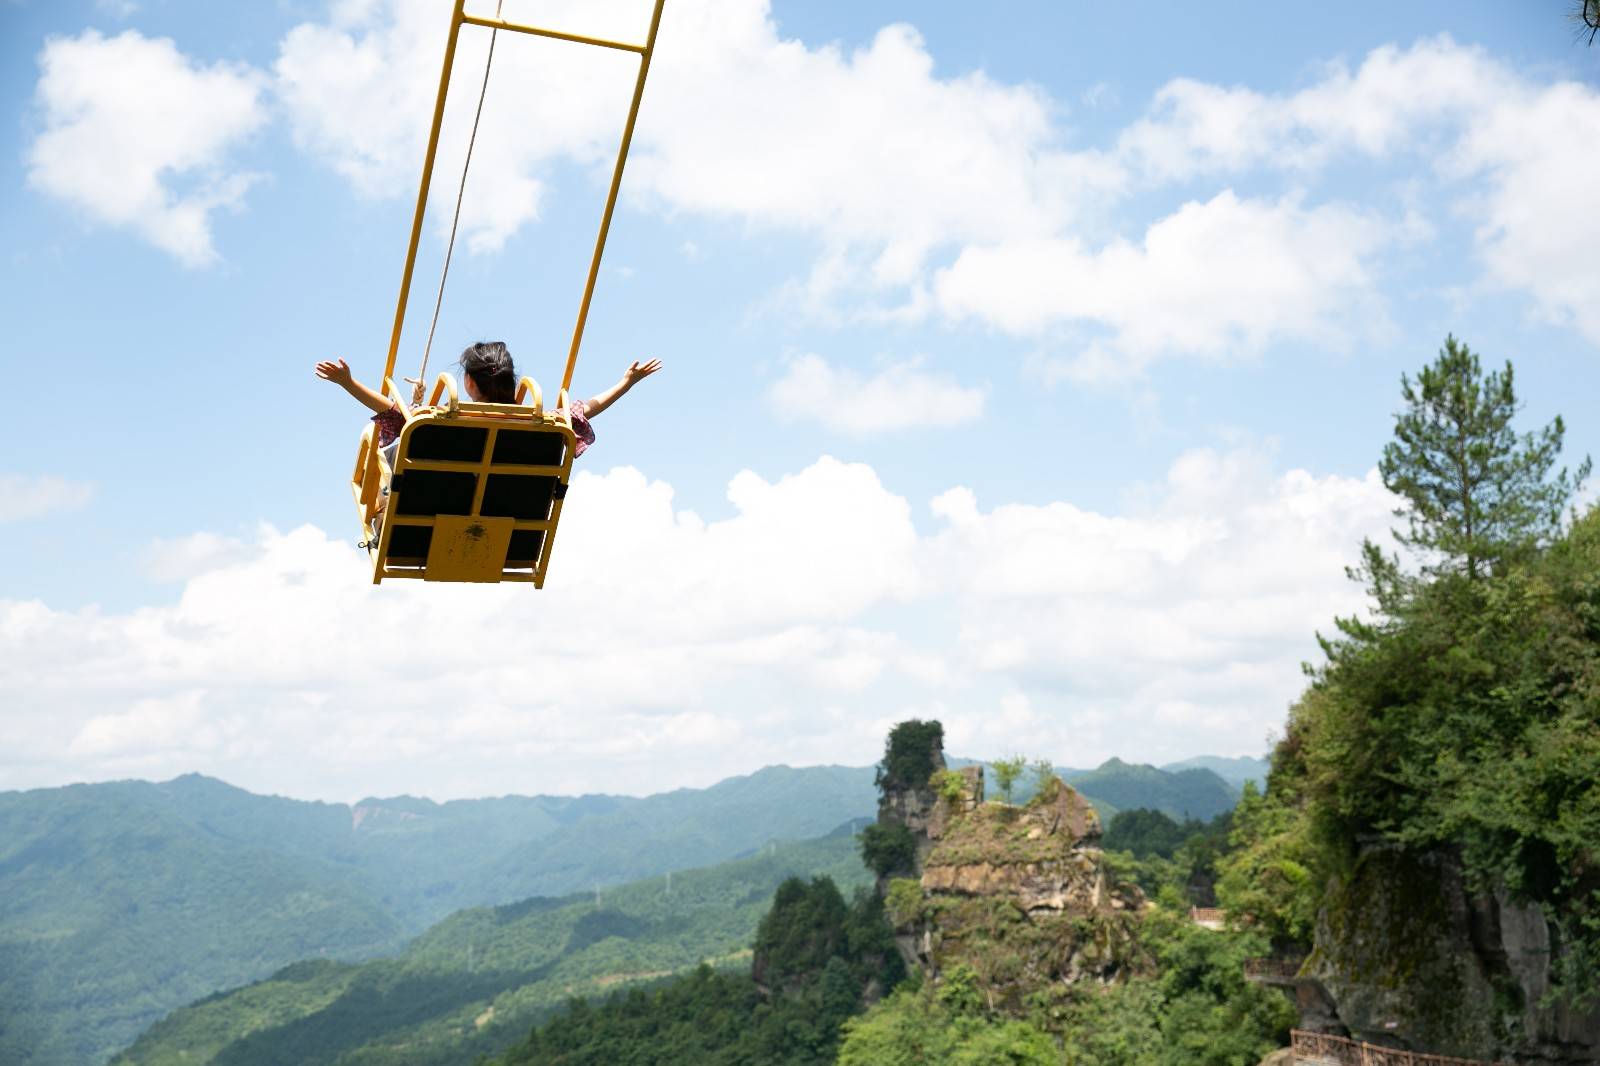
2, 0, 1597, 801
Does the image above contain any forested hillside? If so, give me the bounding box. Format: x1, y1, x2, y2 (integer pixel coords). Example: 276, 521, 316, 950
0, 764, 873, 1066
114, 828, 872, 1066
1, 751, 1243, 1063
1064, 759, 1237, 821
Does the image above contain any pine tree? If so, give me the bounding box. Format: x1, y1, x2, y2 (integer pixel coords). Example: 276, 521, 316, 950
1377, 335, 1589, 581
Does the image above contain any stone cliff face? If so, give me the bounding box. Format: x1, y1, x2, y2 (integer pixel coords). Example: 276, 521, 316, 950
879, 763, 1143, 1010
1306, 847, 1600, 1066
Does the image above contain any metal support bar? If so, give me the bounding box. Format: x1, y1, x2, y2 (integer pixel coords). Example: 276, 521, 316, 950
460, 13, 645, 54
382, 0, 468, 388
561, 0, 667, 392
381, 0, 666, 405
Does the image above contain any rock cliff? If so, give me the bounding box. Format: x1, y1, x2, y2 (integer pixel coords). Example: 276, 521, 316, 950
878, 756, 1143, 1011
1305, 847, 1600, 1065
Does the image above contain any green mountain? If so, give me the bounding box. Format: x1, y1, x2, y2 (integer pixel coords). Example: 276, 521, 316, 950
0, 764, 875, 1066
1063, 759, 1238, 822
113, 827, 873, 1066
477, 764, 878, 900
1159, 755, 1269, 791
950, 757, 1239, 823
1, 755, 1235, 1064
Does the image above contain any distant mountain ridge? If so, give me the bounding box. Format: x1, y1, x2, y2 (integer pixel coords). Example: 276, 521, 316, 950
1159, 754, 1270, 791
1065, 758, 1239, 822
0, 765, 873, 1066
1, 754, 1245, 1064
949, 757, 1240, 822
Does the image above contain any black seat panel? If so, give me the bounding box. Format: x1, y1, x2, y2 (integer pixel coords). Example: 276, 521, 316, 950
482, 474, 555, 520
395, 470, 477, 516
492, 428, 566, 466
407, 424, 488, 462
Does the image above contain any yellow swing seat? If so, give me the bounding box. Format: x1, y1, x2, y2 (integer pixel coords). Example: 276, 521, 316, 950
351, 373, 576, 586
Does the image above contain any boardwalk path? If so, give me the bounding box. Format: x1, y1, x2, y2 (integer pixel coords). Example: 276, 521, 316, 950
1291, 1030, 1512, 1066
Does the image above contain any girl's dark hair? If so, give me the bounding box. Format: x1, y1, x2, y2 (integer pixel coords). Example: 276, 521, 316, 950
459, 341, 518, 404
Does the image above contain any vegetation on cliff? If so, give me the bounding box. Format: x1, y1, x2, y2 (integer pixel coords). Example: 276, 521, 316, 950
1218, 342, 1600, 1009
491, 875, 902, 1066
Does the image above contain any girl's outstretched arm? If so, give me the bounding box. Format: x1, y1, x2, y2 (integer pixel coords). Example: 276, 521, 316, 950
583, 359, 662, 418
315, 358, 394, 414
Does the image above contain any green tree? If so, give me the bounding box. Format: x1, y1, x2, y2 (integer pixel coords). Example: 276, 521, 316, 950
884, 878, 925, 927
1376, 336, 1589, 581
1104, 808, 1188, 859
858, 823, 917, 879
930, 769, 967, 807
1031, 759, 1055, 796
838, 970, 1059, 1066
990, 756, 1026, 806
1575, 0, 1599, 45
877, 720, 946, 793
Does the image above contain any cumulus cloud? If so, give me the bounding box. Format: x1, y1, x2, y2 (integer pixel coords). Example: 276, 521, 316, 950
1452, 82, 1600, 342
1108, 37, 1600, 347
270, 0, 1113, 287
767, 354, 985, 433
1, 449, 1397, 800
0, 474, 93, 523
27, 30, 267, 266
267, 7, 1600, 365
142, 531, 252, 582
935, 192, 1389, 379
276, 0, 645, 252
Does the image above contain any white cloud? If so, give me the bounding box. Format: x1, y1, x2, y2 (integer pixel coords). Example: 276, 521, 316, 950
271, 0, 1115, 286
935, 191, 1389, 379
27, 30, 267, 266
1452, 81, 1600, 343
142, 531, 252, 582
275, 0, 643, 253
0, 448, 1397, 800
0, 474, 93, 523
1106, 36, 1600, 346
268, 9, 1600, 369
767, 354, 985, 434
1113, 39, 1507, 183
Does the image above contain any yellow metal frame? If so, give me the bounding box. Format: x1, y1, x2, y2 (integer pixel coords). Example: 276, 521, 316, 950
351, 372, 578, 586
358, 0, 665, 588
380, 0, 668, 395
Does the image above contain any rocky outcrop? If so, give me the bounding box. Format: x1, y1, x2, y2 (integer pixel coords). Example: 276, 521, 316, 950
885, 774, 1144, 1009
876, 753, 982, 871
1307, 847, 1600, 1065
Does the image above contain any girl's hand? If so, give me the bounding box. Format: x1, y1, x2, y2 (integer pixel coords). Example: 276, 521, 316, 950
315, 358, 354, 388
624, 358, 662, 385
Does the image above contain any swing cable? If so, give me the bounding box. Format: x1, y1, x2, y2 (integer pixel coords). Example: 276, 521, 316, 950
409, 0, 506, 407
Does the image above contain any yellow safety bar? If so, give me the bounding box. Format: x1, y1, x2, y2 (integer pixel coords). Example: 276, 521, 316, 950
380, 0, 668, 396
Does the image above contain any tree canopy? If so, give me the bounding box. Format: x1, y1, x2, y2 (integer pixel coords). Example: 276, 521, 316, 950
1375, 335, 1588, 581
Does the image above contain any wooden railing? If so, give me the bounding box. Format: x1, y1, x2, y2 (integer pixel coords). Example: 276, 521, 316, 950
1291, 1030, 1513, 1066
1244, 956, 1306, 981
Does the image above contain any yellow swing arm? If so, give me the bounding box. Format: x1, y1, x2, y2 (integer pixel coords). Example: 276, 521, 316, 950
379, 0, 668, 402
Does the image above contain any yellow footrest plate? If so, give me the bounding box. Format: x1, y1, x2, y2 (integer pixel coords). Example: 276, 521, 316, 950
424, 515, 516, 582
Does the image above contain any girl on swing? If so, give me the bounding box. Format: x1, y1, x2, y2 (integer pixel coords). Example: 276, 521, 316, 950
315, 341, 662, 463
